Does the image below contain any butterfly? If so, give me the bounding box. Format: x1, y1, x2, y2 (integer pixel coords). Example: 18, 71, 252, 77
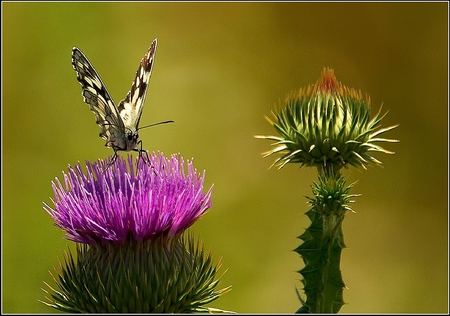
71, 38, 173, 167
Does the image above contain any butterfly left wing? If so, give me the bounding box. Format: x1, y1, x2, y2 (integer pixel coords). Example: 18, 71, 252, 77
71, 47, 131, 152
117, 39, 158, 132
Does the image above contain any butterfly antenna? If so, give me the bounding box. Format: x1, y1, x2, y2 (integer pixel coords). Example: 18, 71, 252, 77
137, 120, 174, 131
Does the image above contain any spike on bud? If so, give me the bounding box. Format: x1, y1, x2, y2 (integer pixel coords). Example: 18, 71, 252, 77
315, 67, 340, 95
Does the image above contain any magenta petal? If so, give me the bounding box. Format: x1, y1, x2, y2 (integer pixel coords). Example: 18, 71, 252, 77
43, 152, 213, 244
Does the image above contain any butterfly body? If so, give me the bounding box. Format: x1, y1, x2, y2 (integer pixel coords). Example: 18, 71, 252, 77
71, 39, 161, 164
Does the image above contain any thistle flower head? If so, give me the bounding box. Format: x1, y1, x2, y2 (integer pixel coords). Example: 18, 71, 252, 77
42, 153, 231, 313
256, 68, 399, 173
43, 152, 213, 244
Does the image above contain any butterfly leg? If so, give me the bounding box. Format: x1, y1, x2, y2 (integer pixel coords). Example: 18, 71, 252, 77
134, 140, 148, 165
102, 149, 119, 173
110, 151, 119, 164
134, 140, 157, 174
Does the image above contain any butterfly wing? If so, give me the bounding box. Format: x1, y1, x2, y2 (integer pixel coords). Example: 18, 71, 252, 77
72, 47, 130, 151
117, 39, 157, 132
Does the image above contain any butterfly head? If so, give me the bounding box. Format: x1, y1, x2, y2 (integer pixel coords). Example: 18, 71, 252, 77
124, 128, 139, 151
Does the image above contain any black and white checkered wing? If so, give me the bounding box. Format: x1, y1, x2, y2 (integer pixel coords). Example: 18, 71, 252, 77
117, 39, 157, 132
71, 47, 129, 152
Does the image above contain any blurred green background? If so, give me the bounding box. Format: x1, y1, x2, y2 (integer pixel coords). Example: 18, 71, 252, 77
2, 2, 448, 313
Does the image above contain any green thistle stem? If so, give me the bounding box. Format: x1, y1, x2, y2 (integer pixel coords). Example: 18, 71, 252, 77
295, 173, 353, 313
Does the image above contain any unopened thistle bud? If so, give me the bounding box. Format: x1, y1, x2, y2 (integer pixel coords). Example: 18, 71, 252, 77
256, 68, 399, 174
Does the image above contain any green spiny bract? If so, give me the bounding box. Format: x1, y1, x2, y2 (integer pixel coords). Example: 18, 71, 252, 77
41, 234, 231, 313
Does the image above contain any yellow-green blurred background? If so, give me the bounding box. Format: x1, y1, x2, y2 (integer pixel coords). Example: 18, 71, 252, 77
3, 2, 448, 313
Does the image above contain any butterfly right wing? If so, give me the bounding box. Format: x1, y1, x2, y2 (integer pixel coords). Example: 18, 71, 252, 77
117, 39, 157, 132
71, 47, 128, 151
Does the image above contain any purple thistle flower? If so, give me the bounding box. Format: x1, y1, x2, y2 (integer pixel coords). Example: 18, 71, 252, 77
44, 152, 213, 244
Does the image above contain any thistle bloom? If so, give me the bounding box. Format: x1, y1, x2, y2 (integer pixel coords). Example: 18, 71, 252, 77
256, 68, 399, 173
44, 152, 212, 244
42, 152, 230, 313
